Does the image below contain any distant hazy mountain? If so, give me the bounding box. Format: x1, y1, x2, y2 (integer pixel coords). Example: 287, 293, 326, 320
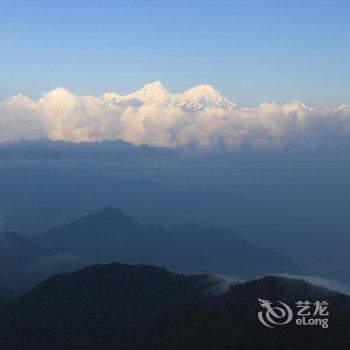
0, 263, 348, 349
0, 231, 86, 289
0, 138, 172, 161
0, 139, 349, 282
35, 207, 302, 277
0, 231, 46, 268
170, 224, 300, 276
0, 207, 301, 289
35, 207, 177, 265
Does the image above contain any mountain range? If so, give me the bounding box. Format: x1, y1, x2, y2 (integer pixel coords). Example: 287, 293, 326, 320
0, 231, 46, 268
0, 207, 301, 288
2, 81, 330, 150
0, 140, 348, 283
3, 81, 237, 122
98, 81, 237, 110
0, 263, 348, 350
34, 207, 301, 277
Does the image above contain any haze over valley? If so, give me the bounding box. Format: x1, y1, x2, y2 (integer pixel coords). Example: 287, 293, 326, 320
0, 139, 349, 285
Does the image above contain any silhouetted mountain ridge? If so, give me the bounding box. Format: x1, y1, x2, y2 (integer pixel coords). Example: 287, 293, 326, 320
0, 263, 220, 349
0, 139, 173, 160
0, 230, 86, 289
0, 139, 349, 283
0, 231, 46, 268
35, 207, 302, 277
0, 264, 348, 349
124, 275, 350, 350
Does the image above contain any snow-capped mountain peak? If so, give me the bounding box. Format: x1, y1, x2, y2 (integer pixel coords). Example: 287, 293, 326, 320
181, 84, 221, 98
97, 82, 236, 110
175, 84, 236, 110
130, 81, 171, 103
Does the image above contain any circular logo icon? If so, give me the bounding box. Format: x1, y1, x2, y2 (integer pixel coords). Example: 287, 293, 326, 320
258, 298, 293, 328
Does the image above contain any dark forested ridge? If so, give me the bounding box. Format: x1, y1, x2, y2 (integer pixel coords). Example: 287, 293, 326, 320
0, 263, 220, 350
0, 263, 349, 350
128, 276, 350, 350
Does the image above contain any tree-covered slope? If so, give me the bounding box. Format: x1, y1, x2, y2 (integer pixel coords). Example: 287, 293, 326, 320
0, 263, 219, 350
0, 263, 349, 350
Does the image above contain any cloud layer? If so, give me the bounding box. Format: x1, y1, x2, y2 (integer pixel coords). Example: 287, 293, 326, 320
1, 81, 350, 150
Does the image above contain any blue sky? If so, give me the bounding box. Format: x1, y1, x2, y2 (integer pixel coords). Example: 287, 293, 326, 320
1, 0, 350, 106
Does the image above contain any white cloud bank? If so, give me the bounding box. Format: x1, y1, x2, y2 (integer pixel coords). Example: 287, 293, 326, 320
1, 81, 350, 150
